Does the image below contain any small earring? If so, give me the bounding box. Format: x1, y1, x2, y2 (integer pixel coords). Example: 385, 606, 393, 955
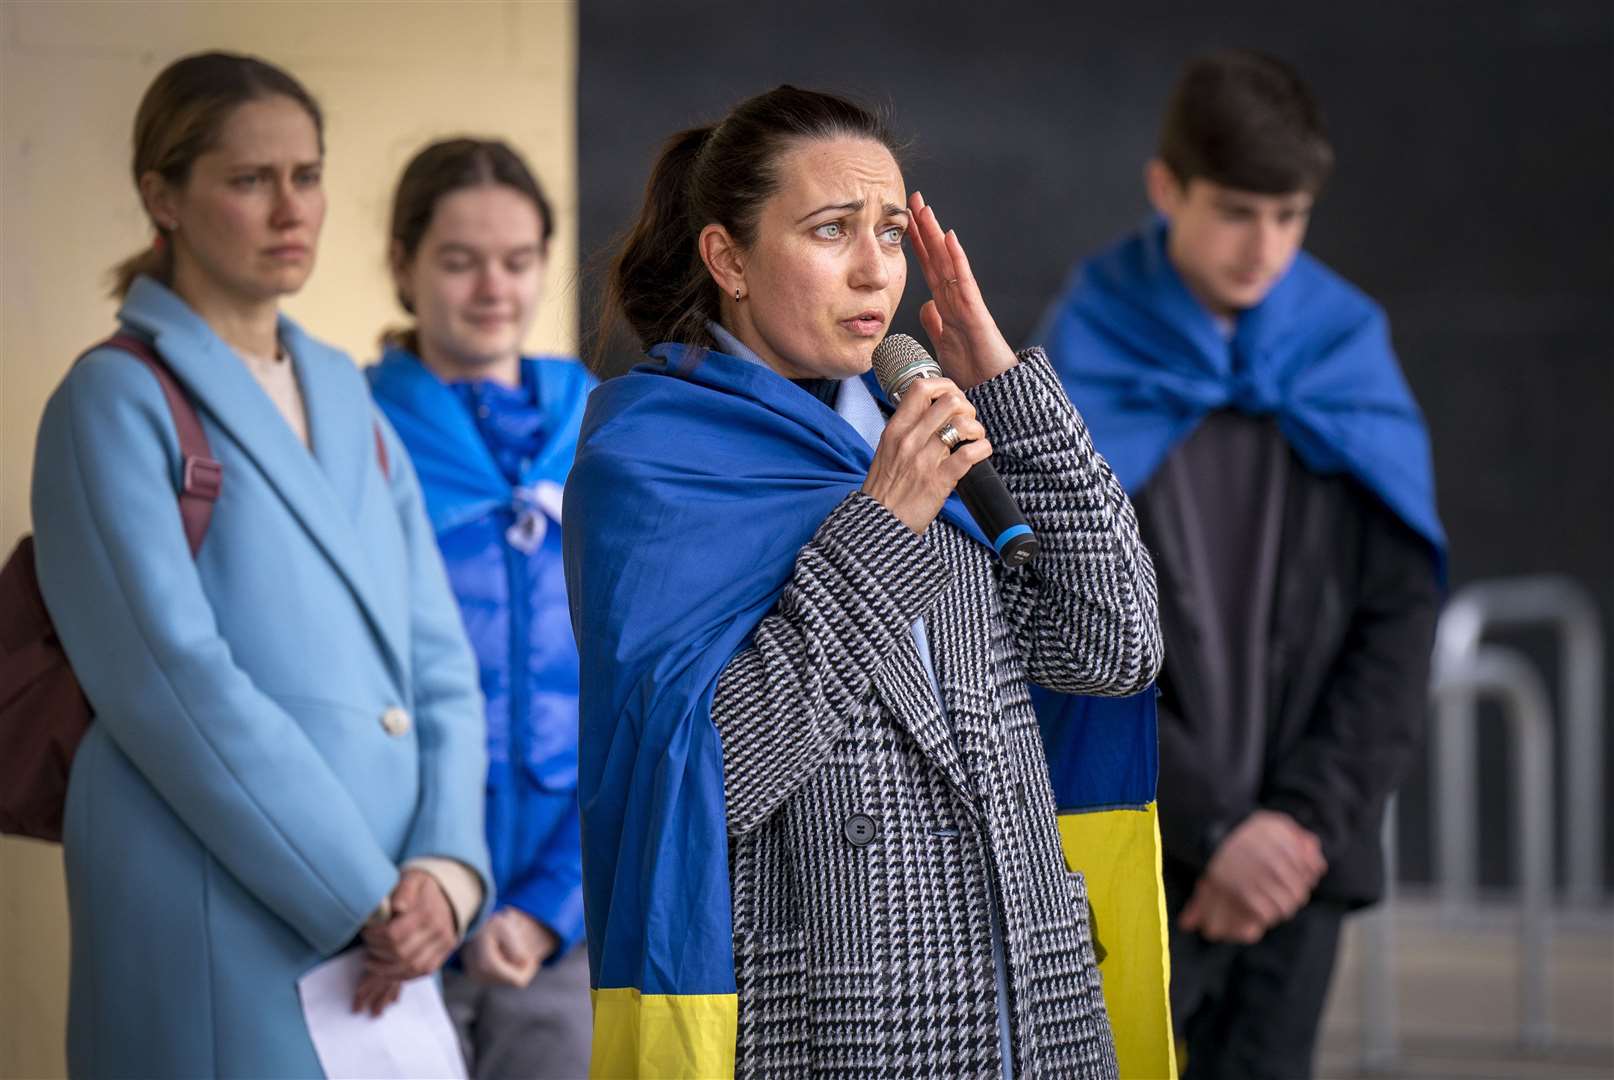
734, 287, 742, 301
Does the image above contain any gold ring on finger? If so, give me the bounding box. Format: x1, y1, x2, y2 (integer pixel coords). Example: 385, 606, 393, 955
936, 421, 963, 451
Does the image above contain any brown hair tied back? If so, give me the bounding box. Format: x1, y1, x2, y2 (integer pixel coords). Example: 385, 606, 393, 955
381, 138, 555, 354
597, 85, 898, 376
108, 51, 323, 300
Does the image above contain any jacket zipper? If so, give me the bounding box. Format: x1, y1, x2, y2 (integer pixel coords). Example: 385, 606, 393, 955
505, 532, 529, 780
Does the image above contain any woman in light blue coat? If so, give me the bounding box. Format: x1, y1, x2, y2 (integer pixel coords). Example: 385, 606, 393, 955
30, 52, 491, 1077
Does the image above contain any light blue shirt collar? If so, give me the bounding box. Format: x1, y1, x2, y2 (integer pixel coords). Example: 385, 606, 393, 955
707, 321, 765, 367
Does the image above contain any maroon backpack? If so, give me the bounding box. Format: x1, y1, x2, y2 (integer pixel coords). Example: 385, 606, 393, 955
0, 334, 222, 843
1, 334, 393, 843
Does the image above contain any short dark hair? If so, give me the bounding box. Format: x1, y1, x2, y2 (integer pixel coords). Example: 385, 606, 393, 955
1158, 49, 1333, 196
599, 85, 898, 368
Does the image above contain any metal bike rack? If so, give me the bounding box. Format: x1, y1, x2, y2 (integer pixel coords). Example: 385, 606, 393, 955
1434, 646, 1556, 1047
1358, 643, 1558, 1069
1357, 798, 1399, 1073
1432, 575, 1605, 910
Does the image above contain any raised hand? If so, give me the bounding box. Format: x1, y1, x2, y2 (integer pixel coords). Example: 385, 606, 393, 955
905, 190, 1018, 390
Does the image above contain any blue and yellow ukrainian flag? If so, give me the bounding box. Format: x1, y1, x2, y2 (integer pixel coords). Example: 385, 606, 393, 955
1034, 685, 1176, 1079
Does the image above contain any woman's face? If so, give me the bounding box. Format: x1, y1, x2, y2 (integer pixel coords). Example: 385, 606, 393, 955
726, 137, 909, 381
158, 95, 325, 305
395, 184, 547, 383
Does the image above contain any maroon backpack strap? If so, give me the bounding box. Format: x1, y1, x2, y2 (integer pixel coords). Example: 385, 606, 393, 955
373, 421, 390, 481
97, 333, 220, 556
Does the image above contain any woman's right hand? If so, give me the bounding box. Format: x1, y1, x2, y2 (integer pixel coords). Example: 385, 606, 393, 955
862, 375, 991, 534
462, 908, 558, 988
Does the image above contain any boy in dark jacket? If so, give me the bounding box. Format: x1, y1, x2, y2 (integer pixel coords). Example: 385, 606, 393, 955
1034, 49, 1444, 1079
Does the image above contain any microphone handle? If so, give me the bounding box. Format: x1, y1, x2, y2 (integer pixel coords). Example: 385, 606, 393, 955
954, 456, 1040, 567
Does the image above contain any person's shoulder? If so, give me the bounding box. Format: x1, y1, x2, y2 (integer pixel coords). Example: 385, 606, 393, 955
366, 345, 428, 400
1285, 250, 1386, 328
528, 354, 600, 398
53, 338, 171, 418
34, 339, 181, 478
1088, 219, 1163, 280
576, 365, 667, 437
1043, 222, 1167, 335
573, 363, 724, 471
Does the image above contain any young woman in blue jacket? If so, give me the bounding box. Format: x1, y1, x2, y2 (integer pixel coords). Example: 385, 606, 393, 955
30, 53, 490, 1077
367, 138, 597, 1079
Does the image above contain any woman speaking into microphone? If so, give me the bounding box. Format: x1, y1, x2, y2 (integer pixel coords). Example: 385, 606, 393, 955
565, 86, 1162, 1079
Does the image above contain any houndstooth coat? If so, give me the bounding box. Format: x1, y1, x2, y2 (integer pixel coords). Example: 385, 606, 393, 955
711, 350, 1164, 1078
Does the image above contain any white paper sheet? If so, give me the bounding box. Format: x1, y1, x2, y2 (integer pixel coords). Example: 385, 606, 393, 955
297, 949, 467, 1079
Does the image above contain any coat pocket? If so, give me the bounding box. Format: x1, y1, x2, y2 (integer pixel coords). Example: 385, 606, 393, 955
734, 925, 811, 1074
1067, 869, 1106, 965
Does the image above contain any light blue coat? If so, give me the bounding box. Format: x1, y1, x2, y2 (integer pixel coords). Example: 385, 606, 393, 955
30, 277, 492, 1078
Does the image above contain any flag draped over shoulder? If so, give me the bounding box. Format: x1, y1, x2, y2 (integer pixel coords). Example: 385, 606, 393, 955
367, 348, 592, 533
1032, 218, 1445, 560
561, 343, 988, 1078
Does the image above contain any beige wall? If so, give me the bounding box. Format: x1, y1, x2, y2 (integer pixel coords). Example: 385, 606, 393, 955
0, 3, 577, 1075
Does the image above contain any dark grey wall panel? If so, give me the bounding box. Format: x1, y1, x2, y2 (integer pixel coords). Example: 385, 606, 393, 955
579, 0, 1614, 891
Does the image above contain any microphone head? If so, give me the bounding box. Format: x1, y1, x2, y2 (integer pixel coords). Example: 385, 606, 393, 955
871, 333, 941, 403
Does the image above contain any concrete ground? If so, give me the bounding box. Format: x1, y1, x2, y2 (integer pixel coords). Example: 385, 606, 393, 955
1315, 894, 1613, 1079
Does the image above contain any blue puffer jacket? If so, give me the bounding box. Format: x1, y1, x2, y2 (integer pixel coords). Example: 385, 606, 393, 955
368, 346, 596, 954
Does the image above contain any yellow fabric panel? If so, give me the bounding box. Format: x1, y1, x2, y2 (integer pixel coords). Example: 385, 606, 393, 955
589, 986, 737, 1079
1059, 803, 1178, 1080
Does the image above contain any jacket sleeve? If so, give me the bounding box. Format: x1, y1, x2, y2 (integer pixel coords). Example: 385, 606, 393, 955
966, 348, 1164, 696
377, 413, 494, 925
710, 492, 952, 835
1261, 499, 1441, 861
1155, 688, 1247, 869
31, 354, 399, 956
500, 798, 587, 958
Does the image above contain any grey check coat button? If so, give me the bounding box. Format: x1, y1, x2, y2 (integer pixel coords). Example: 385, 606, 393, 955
843, 814, 877, 847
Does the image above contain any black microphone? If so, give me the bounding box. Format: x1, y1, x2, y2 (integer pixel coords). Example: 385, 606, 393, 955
871, 334, 1040, 567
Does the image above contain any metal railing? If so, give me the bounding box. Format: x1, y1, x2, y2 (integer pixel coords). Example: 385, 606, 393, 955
1432, 575, 1605, 910
1357, 574, 1604, 1070
1357, 798, 1399, 1073
1359, 646, 1557, 1069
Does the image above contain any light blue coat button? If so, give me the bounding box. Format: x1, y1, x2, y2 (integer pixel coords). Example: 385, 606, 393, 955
381, 706, 412, 736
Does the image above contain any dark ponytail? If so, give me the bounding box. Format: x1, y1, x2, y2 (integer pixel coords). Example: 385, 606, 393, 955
601, 126, 714, 361
596, 85, 896, 374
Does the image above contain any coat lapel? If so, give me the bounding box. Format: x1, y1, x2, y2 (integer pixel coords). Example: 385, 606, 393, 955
872, 642, 978, 805
118, 280, 409, 688
924, 527, 1015, 801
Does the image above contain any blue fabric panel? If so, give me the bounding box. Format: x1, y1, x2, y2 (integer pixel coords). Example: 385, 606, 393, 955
1032, 685, 1159, 812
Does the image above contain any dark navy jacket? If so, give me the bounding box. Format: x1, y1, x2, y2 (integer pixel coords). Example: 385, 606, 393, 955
369, 346, 596, 951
